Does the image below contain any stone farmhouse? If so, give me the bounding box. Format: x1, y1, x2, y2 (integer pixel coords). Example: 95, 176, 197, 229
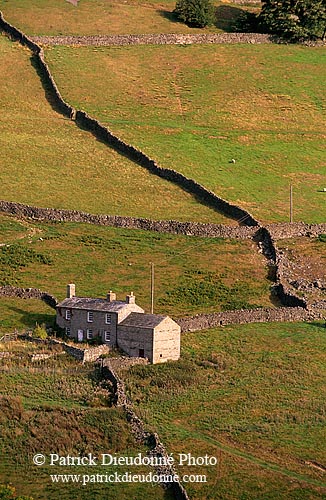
56, 284, 181, 364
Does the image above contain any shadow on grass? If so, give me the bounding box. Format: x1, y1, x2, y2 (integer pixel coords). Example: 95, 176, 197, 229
30, 54, 70, 118
74, 118, 239, 224
7, 306, 55, 330
307, 321, 326, 329
214, 5, 247, 32
157, 9, 185, 26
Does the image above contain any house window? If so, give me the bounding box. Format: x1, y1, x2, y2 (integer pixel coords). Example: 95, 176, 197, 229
65, 327, 71, 336
65, 310, 71, 320
139, 349, 145, 358
87, 311, 93, 323
105, 313, 111, 325
87, 329, 93, 340
104, 331, 110, 342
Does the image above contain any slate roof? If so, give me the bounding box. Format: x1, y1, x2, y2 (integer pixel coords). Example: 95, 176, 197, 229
57, 297, 133, 312
118, 312, 170, 329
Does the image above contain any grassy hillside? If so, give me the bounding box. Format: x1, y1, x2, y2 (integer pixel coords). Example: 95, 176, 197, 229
123, 321, 326, 499
0, 340, 171, 499
0, 35, 229, 224
45, 44, 326, 224
0, 213, 273, 333
0, 0, 259, 36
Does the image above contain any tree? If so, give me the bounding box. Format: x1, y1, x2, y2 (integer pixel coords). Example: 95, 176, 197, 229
259, 0, 326, 41
174, 0, 215, 28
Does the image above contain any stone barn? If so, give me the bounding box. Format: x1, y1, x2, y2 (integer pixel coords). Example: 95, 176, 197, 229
117, 312, 181, 364
56, 284, 180, 364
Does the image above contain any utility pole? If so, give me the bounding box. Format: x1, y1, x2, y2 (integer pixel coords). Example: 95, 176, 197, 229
150, 262, 154, 314
290, 184, 293, 223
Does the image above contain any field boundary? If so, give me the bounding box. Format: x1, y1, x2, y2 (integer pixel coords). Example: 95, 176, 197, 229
1, 12, 325, 316
1, 284, 325, 332
30, 32, 281, 46
27, 33, 325, 47
2, 200, 326, 311
0, 10, 258, 228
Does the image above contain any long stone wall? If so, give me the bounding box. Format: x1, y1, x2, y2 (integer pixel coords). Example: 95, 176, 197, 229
103, 359, 190, 500
176, 305, 322, 332
0, 200, 257, 238
266, 222, 326, 240
1, 11, 325, 315
2, 201, 326, 241
0, 12, 258, 227
30, 33, 281, 47
0, 285, 57, 309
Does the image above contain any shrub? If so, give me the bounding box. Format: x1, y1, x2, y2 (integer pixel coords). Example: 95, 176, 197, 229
174, 0, 215, 28
0, 484, 32, 500
259, 0, 326, 41
233, 11, 260, 33
32, 323, 47, 340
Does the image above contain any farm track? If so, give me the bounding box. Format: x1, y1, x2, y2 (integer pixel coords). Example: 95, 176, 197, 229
176, 427, 326, 488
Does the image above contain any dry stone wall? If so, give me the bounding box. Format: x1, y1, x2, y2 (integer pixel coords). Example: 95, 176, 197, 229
177, 305, 320, 332
267, 222, 326, 240
103, 359, 190, 500
30, 33, 281, 47
0, 200, 257, 238
0, 285, 57, 309
0, 12, 258, 227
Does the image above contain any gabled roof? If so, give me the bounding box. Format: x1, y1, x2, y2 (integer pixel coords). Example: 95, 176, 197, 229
57, 297, 134, 312
118, 312, 172, 329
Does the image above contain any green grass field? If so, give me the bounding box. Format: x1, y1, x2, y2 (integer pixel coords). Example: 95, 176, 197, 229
0, 213, 273, 333
44, 44, 326, 224
123, 321, 326, 499
1, 5, 326, 500
0, 341, 171, 499
0, 0, 260, 36
0, 35, 229, 224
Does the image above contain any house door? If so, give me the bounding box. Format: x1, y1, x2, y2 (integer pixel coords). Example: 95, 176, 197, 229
77, 329, 84, 342
139, 349, 144, 358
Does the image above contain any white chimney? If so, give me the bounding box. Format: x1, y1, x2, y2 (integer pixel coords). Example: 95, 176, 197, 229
126, 292, 135, 304
107, 290, 116, 302
67, 283, 76, 298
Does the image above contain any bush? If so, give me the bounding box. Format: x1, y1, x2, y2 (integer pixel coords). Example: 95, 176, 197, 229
0, 483, 33, 500
174, 0, 215, 28
32, 323, 47, 340
233, 11, 261, 33
259, 0, 326, 41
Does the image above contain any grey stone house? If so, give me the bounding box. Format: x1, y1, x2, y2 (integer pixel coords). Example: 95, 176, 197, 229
56, 284, 180, 364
